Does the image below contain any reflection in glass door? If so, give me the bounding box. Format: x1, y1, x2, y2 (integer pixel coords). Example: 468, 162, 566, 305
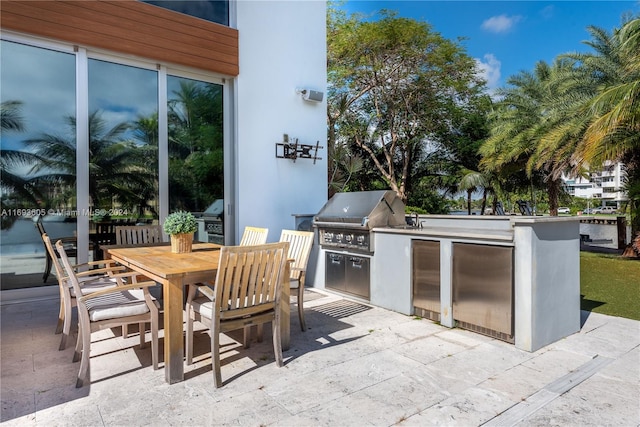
167, 75, 224, 244
87, 59, 159, 259
0, 40, 76, 290
1, 39, 226, 291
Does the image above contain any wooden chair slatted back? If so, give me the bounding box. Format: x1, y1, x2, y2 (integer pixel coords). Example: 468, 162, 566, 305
279, 230, 314, 280
115, 225, 163, 245
42, 233, 68, 281
239, 226, 268, 246
214, 242, 288, 319
55, 240, 86, 298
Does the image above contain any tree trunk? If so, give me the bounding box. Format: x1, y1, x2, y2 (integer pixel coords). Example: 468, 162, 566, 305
621, 232, 640, 258
467, 190, 472, 215
480, 189, 487, 215
547, 178, 560, 216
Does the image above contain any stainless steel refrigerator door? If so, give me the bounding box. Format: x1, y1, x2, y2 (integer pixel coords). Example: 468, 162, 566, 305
412, 240, 441, 314
452, 243, 513, 336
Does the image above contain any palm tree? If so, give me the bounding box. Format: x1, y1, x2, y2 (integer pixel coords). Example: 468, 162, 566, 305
550, 18, 640, 244
23, 110, 155, 211
570, 19, 640, 166
0, 100, 44, 214
480, 60, 573, 215
167, 80, 224, 212
1, 100, 24, 132
457, 169, 488, 215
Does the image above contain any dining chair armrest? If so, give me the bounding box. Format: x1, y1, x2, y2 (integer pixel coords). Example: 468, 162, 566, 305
75, 266, 126, 278
85, 259, 118, 268
188, 282, 215, 300
199, 284, 215, 300
77, 281, 157, 303
57, 236, 78, 244
72, 259, 119, 271
106, 270, 153, 284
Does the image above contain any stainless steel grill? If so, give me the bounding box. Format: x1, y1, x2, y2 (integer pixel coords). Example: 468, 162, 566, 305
314, 190, 407, 301
313, 190, 406, 253
196, 199, 224, 245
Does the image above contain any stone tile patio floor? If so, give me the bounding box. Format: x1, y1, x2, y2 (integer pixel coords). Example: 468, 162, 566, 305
1, 288, 638, 426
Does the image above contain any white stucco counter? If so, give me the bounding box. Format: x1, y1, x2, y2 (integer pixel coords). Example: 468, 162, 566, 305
369, 215, 581, 352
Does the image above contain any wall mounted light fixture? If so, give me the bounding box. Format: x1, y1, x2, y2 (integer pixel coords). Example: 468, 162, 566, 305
295, 87, 324, 103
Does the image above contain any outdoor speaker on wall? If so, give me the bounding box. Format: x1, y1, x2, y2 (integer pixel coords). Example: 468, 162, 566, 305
296, 87, 324, 103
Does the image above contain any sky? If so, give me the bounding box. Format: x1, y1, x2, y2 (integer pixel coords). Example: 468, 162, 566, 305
340, 1, 640, 91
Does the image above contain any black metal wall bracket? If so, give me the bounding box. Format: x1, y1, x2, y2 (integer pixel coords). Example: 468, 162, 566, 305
275, 134, 323, 164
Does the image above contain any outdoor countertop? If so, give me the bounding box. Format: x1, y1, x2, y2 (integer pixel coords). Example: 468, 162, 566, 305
373, 226, 514, 242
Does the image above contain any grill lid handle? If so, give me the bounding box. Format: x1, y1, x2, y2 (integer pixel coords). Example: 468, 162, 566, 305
382, 197, 395, 214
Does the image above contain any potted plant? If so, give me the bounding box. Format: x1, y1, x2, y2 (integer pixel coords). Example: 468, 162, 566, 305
163, 211, 197, 253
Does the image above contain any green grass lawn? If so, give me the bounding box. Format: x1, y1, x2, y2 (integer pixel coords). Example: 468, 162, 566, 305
580, 251, 640, 320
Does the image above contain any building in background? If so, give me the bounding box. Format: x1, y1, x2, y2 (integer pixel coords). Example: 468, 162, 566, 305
564, 162, 627, 209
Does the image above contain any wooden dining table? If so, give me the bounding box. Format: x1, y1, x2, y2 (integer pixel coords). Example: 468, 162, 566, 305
106, 242, 291, 384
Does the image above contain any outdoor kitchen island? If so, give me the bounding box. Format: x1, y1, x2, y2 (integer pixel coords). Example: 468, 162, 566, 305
314, 214, 582, 353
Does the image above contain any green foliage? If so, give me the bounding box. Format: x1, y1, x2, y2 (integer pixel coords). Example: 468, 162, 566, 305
168, 80, 224, 212
480, 17, 640, 222
406, 187, 450, 214
327, 8, 486, 203
163, 210, 197, 235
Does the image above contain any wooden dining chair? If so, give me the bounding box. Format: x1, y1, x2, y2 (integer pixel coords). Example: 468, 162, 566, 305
55, 240, 160, 388
115, 224, 163, 245
42, 233, 125, 350
34, 219, 78, 282
279, 229, 314, 331
239, 226, 269, 345
185, 242, 289, 388
115, 224, 163, 338
239, 226, 268, 246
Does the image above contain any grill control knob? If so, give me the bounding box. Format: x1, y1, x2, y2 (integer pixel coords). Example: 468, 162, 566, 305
345, 234, 353, 243
356, 235, 365, 244
335, 233, 343, 242
324, 232, 333, 241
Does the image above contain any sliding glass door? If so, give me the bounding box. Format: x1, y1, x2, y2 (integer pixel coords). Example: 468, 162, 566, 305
0, 40, 76, 289
167, 75, 224, 244
87, 59, 159, 259
0, 37, 226, 290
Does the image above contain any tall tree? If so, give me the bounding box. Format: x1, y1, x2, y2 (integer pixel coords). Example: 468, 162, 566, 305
571, 19, 640, 236
0, 100, 44, 228
540, 17, 639, 238
328, 9, 484, 203
167, 81, 224, 212
23, 111, 154, 211
480, 60, 573, 215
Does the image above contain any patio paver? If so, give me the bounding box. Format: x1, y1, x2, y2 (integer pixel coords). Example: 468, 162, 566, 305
1, 289, 638, 426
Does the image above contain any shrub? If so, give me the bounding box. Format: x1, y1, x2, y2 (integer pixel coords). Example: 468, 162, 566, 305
163, 211, 197, 235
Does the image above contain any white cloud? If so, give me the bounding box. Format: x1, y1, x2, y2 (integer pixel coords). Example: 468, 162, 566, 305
481, 14, 522, 33
540, 5, 555, 20
475, 53, 501, 93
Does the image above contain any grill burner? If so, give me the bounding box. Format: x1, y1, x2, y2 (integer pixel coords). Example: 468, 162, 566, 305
320, 228, 370, 252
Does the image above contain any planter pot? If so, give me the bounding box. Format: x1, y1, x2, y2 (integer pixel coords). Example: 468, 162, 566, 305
170, 232, 194, 253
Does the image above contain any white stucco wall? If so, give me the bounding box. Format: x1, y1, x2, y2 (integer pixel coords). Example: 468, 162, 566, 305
234, 0, 328, 244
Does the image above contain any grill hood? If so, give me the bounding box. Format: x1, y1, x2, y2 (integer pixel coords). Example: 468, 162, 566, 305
202, 199, 224, 218
314, 190, 406, 229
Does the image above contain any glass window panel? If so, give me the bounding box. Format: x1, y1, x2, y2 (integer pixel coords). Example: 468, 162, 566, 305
142, 0, 229, 26
1, 40, 76, 289
167, 75, 224, 244
88, 59, 158, 258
